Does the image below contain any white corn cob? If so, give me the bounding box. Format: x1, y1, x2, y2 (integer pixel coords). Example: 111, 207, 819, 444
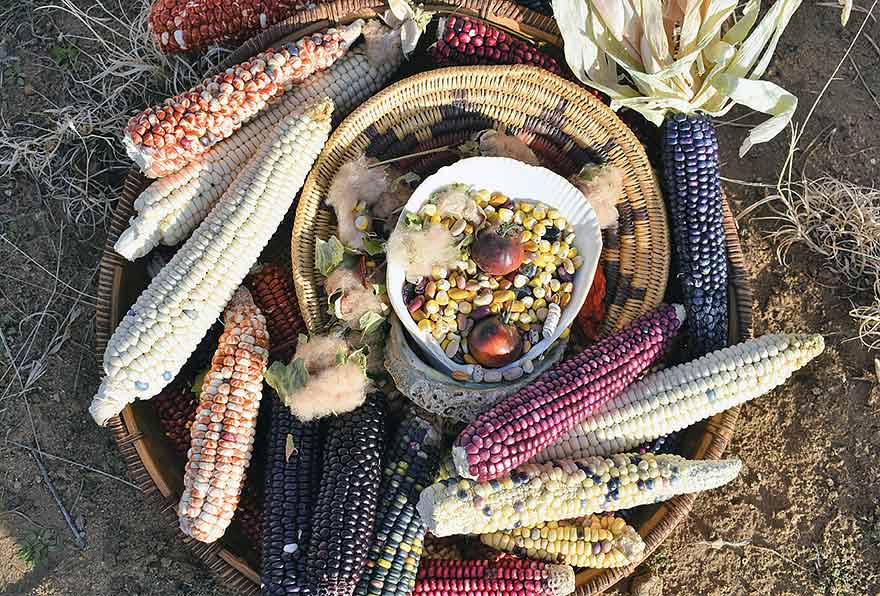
90, 98, 333, 426
536, 333, 824, 461
416, 453, 742, 536
115, 21, 402, 261
480, 515, 645, 568
178, 287, 268, 543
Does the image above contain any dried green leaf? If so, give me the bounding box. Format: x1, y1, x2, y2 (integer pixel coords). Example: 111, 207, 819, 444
265, 359, 310, 404
362, 236, 385, 256
315, 235, 345, 277
403, 211, 423, 231
358, 311, 385, 337
285, 434, 297, 462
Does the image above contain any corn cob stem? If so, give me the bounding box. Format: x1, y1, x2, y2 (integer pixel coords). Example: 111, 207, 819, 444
90, 98, 333, 426
178, 287, 269, 543
417, 453, 742, 536
115, 23, 400, 260
305, 393, 386, 596
480, 515, 645, 568
261, 392, 322, 595
354, 414, 443, 596
246, 263, 307, 363
452, 304, 686, 482
413, 559, 575, 596
124, 23, 360, 178
538, 333, 824, 461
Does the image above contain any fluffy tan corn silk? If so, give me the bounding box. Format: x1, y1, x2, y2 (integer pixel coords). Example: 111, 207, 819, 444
178, 287, 269, 543
124, 22, 361, 178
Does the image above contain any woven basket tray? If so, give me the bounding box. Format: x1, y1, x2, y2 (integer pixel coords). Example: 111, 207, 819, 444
94, 2, 754, 594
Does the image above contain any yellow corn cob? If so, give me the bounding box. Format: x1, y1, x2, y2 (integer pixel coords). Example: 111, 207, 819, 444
537, 333, 825, 461
90, 98, 333, 426
115, 22, 401, 260
178, 287, 268, 543
480, 515, 645, 568
124, 22, 360, 178
417, 453, 742, 536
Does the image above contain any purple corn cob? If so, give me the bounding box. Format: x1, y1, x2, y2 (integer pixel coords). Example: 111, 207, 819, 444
452, 304, 686, 481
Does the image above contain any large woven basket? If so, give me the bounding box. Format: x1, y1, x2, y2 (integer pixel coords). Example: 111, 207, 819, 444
94, 2, 754, 594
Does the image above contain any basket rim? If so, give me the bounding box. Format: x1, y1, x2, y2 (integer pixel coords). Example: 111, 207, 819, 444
93, 3, 754, 595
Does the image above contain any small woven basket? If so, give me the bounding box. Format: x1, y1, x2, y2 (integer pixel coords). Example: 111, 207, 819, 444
94, 2, 754, 594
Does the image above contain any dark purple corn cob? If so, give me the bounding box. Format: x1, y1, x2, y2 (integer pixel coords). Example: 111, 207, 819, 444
452, 304, 686, 482
431, 16, 562, 74
512, 0, 553, 16
153, 382, 198, 456
304, 393, 386, 596
260, 393, 322, 596
236, 491, 264, 559
353, 414, 444, 596
662, 113, 728, 357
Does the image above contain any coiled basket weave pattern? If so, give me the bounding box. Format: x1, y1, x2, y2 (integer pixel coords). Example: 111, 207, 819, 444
94, 1, 754, 594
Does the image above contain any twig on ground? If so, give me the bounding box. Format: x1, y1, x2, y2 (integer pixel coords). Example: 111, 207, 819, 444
6, 439, 140, 490
30, 451, 86, 548
695, 539, 812, 575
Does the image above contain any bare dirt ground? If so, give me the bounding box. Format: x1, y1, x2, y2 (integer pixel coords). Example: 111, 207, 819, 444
0, 1, 879, 595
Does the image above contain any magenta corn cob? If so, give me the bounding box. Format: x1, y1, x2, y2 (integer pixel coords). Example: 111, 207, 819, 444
452, 304, 686, 481
124, 22, 362, 178
413, 559, 575, 596
430, 16, 561, 74
149, 0, 327, 54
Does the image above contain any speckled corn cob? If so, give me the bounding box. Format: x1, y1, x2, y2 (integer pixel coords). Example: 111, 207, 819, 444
417, 453, 742, 536
422, 535, 464, 561
177, 287, 269, 543
662, 114, 728, 357
90, 99, 332, 427
480, 515, 645, 568
305, 394, 386, 596
124, 23, 359, 178
261, 392, 322, 595
153, 382, 199, 456
354, 414, 443, 596
149, 0, 327, 53
538, 333, 825, 461
115, 23, 400, 260
430, 16, 562, 74
452, 304, 686, 482
246, 263, 307, 363
413, 559, 575, 596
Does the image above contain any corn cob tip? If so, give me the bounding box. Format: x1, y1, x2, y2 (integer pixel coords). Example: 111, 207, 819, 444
89, 377, 133, 426
302, 96, 334, 122
546, 563, 576, 596
340, 18, 366, 46
114, 220, 162, 261
451, 445, 477, 480
672, 303, 686, 325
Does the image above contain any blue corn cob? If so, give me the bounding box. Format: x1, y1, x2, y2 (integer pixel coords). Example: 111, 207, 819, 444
260, 393, 322, 596
662, 113, 728, 356
354, 414, 444, 596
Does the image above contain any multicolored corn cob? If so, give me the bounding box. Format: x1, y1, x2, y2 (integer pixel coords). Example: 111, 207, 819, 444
149, 0, 326, 53
354, 414, 443, 596
413, 559, 575, 596
260, 392, 322, 596
177, 287, 269, 543
124, 23, 359, 178
422, 535, 464, 561
153, 382, 199, 456
452, 304, 686, 481
417, 453, 742, 536
538, 333, 825, 461
638, 431, 682, 455
430, 16, 562, 74
246, 263, 307, 362
115, 23, 401, 260
90, 99, 332, 426
480, 515, 645, 568
662, 114, 728, 357
305, 393, 386, 596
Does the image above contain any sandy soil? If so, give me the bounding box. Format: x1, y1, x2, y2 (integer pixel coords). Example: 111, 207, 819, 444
1, 2, 879, 595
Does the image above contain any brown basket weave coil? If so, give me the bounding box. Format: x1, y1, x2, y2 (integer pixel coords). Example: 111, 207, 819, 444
94, 2, 753, 594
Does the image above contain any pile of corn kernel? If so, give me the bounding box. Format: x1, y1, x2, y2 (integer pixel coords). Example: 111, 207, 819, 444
401, 186, 582, 381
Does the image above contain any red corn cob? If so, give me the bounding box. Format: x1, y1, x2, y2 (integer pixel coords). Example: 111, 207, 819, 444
413, 559, 575, 596
452, 304, 686, 481
125, 21, 362, 178
153, 382, 199, 456
149, 0, 327, 54
430, 16, 562, 74
245, 263, 307, 362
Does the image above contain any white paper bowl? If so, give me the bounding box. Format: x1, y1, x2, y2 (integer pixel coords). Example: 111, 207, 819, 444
387, 156, 602, 379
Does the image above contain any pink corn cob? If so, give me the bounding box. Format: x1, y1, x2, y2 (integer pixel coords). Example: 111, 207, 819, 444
125, 21, 362, 178
149, 0, 326, 54
430, 16, 562, 74
413, 559, 575, 596
452, 304, 686, 482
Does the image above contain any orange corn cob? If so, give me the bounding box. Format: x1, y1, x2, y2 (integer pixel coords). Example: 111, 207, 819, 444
245, 263, 306, 362
178, 287, 269, 543
125, 21, 362, 178
149, 0, 328, 54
